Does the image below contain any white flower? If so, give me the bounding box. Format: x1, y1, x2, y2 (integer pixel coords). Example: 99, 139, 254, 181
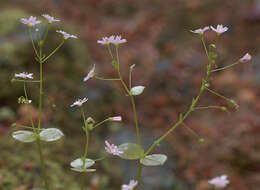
240, 53, 252, 63
105, 141, 123, 156
130, 86, 145, 96
190, 26, 210, 35
97, 35, 127, 45
208, 175, 230, 189
110, 116, 122, 121
211, 25, 228, 35
83, 65, 95, 82
42, 14, 60, 23
56, 30, 77, 40
21, 16, 41, 26
111, 35, 127, 45
121, 180, 138, 190
15, 72, 34, 79
70, 97, 88, 107
97, 36, 115, 45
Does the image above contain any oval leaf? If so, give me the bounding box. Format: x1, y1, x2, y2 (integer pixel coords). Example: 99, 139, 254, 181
140, 154, 167, 166
130, 86, 145, 96
12, 130, 36, 143
71, 167, 96, 173
39, 128, 64, 142
70, 158, 95, 169
118, 143, 143, 160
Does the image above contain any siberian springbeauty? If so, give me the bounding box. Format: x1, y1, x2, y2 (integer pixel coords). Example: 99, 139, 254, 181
11, 12, 252, 189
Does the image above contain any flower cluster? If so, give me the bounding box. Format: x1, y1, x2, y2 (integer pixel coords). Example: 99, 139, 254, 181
83, 65, 95, 82
97, 35, 127, 45
21, 16, 41, 26
208, 175, 230, 188
56, 30, 78, 40
21, 15, 77, 40
121, 180, 138, 190
70, 97, 88, 107
105, 141, 123, 156
190, 24, 228, 35
15, 72, 34, 79
42, 14, 60, 23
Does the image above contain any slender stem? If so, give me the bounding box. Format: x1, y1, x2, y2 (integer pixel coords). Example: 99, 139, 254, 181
129, 68, 133, 89
114, 45, 144, 186
130, 96, 142, 147
28, 27, 39, 58
93, 118, 110, 129
136, 163, 143, 182
211, 61, 240, 72
95, 76, 120, 81
12, 79, 40, 83
94, 155, 109, 162
205, 87, 231, 102
182, 123, 201, 140
42, 41, 64, 63
81, 107, 89, 190
106, 44, 114, 60
38, 60, 43, 131
34, 42, 50, 190
36, 138, 50, 190
145, 37, 212, 156
23, 82, 36, 132
42, 24, 50, 46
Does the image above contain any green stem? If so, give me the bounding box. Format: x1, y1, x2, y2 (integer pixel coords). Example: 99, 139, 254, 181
114, 45, 144, 185
145, 37, 212, 156
95, 76, 120, 81
35, 43, 50, 190
136, 163, 143, 182
93, 118, 110, 129
81, 107, 89, 190
130, 96, 142, 147
182, 123, 201, 140
12, 79, 40, 83
28, 27, 39, 58
42, 41, 64, 63
36, 138, 50, 190
211, 61, 240, 72
205, 87, 231, 102
106, 44, 114, 60
23, 82, 36, 132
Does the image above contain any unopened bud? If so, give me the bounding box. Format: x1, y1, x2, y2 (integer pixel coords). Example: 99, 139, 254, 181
199, 138, 205, 144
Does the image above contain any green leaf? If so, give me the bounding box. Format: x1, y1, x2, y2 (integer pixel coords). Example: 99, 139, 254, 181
39, 128, 64, 142
130, 86, 145, 96
70, 158, 95, 168
118, 143, 143, 160
140, 154, 167, 166
71, 167, 96, 173
12, 130, 36, 143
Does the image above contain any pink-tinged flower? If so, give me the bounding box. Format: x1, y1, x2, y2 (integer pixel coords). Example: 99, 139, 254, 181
211, 25, 228, 35
121, 180, 138, 190
15, 72, 34, 79
208, 175, 230, 189
42, 14, 60, 23
87, 117, 94, 122
83, 65, 95, 82
190, 26, 210, 35
21, 16, 41, 26
105, 141, 123, 156
70, 97, 88, 107
110, 116, 122, 121
240, 53, 251, 63
56, 30, 77, 40
97, 36, 115, 45
111, 35, 127, 45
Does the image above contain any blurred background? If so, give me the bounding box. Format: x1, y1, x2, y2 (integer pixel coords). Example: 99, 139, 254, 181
0, 0, 259, 190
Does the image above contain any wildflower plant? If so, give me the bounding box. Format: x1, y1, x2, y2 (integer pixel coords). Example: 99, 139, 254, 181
11, 14, 77, 190
11, 13, 252, 190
